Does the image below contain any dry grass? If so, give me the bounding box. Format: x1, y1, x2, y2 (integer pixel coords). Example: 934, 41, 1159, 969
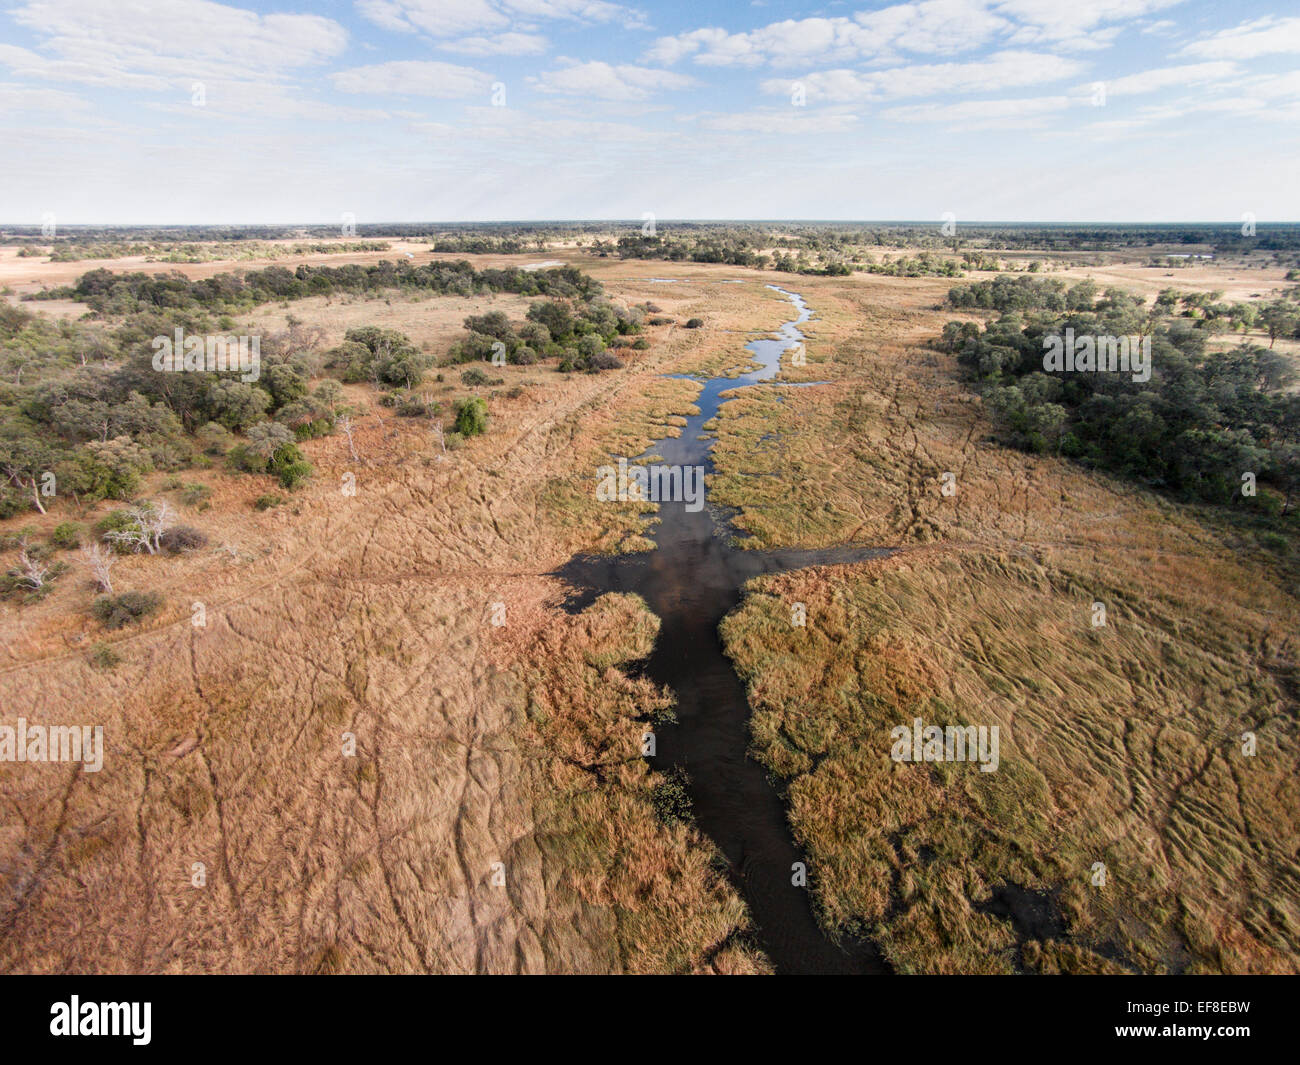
0, 254, 778, 974
2, 242, 1294, 974
709, 263, 1300, 973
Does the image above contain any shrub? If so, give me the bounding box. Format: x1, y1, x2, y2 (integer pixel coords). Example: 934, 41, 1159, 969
396, 395, 431, 417
254, 493, 285, 511
96, 509, 138, 547
245, 420, 295, 459
650, 767, 693, 825
196, 421, 234, 456
268, 442, 313, 489
49, 522, 82, 550
2, 552, 66, 601
92, 590, 163, 629
587, 350, 624, 371
292, 417, 334, 440
685, 318, 704, 329
208, 380, 270, 431
225, 444, 268, 474
1259, 531, 1289, 553
461, 367, 490, 387
179, 483, 211, 507
577, 334, 606, 360
453, 397, 489, 437
160, 525, 208, 554
89, 642, 121, 670
21, 539, 54, 563
0, 485, 26, 520
61, 437, 153, 502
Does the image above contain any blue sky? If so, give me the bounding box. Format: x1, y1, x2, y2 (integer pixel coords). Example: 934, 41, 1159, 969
0, 0, 1297, 223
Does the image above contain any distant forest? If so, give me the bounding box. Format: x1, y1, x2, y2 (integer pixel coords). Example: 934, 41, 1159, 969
7, 221, 1300, 257
939, 275, 1300, 520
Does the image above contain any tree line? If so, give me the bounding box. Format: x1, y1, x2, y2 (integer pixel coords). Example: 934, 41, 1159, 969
33, 261, 603, 316
939, 275, 1300, 516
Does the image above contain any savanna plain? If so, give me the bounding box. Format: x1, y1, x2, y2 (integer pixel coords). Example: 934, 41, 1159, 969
0, 224, 1296, 974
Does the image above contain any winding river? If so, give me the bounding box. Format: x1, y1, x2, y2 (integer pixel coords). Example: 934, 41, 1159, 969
555, 286, 891, 973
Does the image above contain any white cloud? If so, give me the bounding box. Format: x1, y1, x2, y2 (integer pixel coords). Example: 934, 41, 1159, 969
331, 60, 493, 98
148, 83, 391, 122
532, 61, 697, 101
0, 80, 91, 114
0, 43, 170, 91
995, 0, 1187, 45
438, 33, 548, 56
765, 50, 1087, 104
646, 1, 1009, 67
695, 110, 861, 134
1180, 17, 1300, 60
1094, 61, 1238, 96
8, 0, 346, 85
882, 94, 1071, 122
357, 0, 640, 38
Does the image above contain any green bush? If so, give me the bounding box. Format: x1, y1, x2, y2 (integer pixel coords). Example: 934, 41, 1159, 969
49, 522, 82, 550
91, 590, 163, 629
196, 422, 234, 456
453, 397, 488, 437
95, 509, 137, 547
225, 443, 268, 474
268, 442, 313, 489
254, 493, 285, 511
89, 642, 121, 670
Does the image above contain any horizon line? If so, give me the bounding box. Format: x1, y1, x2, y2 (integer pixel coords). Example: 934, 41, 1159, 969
4, 219, 1300, 230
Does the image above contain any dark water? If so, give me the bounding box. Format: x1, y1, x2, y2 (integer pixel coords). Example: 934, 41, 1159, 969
553, 287, 892, 973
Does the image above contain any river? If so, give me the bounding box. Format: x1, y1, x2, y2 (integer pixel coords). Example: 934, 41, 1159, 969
554, 286, 891, 973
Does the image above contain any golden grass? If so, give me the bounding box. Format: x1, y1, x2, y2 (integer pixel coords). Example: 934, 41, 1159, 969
0, 262, 778, 974
709, 264, 1300, 973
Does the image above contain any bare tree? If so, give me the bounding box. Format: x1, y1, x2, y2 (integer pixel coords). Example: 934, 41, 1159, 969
103, 500, 174, 555
431, 419, 447, 461
338, 415, 359, 462
9, 539, 49, 590
78, 542, 117, 594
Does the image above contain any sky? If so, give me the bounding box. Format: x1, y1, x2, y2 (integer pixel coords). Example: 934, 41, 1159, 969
0, 0, 1297, 224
